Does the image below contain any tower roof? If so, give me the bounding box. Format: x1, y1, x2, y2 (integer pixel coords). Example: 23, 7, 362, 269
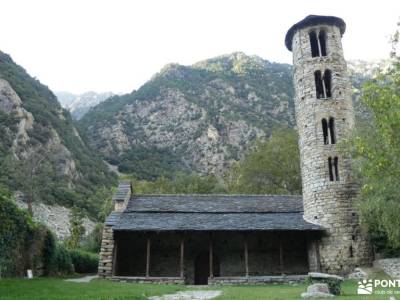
285, 15, 346, 51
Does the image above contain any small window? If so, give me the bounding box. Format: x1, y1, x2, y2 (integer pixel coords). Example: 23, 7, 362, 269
318, 31, 327, 56
328, 117, 336, 144
324, 70, 332, 98
334, 157, 339, 180
322, 119, 328, 145
328, 157, 334, 181
309, 30, 327, 57
328, 157, 340, 181
314, 71, 324, 99
322, 117, 336, 144
309, 31, 319, 57
314, 69, 332, 99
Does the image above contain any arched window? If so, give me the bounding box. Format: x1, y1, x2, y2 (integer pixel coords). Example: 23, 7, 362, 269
322, 118, 328, 145
318, 31, 327, 56
328, 157, 340, 181
328, 117, 336, 144
314, 69, 332, 99
309, 31, 319, 57
324, 70, 332, 98
309, 30, 327, 57
314, 71, 324, 99
334, 157, 339, 180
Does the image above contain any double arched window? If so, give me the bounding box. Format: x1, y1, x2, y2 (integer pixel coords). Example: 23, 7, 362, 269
309, 30, 327, 57
314, 70, 332, 99
321, 117, 335, 145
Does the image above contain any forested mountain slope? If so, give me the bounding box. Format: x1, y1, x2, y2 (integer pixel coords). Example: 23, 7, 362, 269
0, 51, 116, 218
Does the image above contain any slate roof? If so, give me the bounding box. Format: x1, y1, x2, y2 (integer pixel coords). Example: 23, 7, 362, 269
112, 181, 132, 202
285, 15, 346, 51
125, 194, 303, 213
106, 194, 324, 232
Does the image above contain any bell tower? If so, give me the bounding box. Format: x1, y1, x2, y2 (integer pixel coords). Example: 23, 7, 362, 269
285, 15, 372, 273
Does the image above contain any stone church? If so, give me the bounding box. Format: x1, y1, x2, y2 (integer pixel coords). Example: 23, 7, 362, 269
98, 15, 373, 285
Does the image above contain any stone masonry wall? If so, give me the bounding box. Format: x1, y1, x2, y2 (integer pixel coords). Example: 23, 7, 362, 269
98, 226, 115, 278
290, 22, 373, 274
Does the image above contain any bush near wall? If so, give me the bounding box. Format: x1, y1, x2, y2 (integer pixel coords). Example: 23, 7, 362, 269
69, 249, 99, 273
0, 187, 35, 277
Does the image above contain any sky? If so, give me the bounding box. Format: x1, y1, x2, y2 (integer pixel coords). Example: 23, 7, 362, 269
0, 0, 399, 94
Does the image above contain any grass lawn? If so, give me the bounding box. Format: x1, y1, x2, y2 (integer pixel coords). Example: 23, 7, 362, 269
0, 278, 398, 300
0, 278, 183, 300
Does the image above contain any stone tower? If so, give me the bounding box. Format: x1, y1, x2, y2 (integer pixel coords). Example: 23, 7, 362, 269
285, 15, 372, 274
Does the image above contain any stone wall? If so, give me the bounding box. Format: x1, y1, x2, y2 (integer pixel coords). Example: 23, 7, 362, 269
98, 225, 115, 278
374, 259, 400, 279
290, 21, 373, 274
111, 276, 184, 284
208, 275, 307, 285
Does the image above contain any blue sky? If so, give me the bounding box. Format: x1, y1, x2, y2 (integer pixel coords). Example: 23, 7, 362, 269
1, 0, 399, 93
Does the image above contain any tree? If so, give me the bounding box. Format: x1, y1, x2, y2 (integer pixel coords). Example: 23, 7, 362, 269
18, 146, 54, 216
66, 207, 85, 250
226, 128, 301, 194
349, 25, 400, 252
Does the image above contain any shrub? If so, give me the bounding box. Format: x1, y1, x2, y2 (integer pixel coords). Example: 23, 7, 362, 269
0, 187, 34, 277
54, 244, 74, 275
69, 249, 99, 273
81, 224, 103, 253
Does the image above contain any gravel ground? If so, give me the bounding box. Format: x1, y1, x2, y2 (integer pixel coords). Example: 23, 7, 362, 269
148, 290, 222, 300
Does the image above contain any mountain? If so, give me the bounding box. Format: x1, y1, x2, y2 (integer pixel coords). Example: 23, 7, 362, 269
79, 52, 295, 179
56, 91, 115, 120
0, 50, 117, 218
79, 53, 383, 181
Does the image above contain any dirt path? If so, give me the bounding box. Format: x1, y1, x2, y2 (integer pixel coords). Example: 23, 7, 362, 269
148, 290, 222, 300
65, 275, 98, 283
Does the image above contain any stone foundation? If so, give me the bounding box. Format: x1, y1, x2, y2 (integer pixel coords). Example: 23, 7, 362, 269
208, 275, 308, 285
111, 276, 184, 284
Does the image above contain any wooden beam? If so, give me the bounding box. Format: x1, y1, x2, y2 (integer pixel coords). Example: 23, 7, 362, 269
209, 239, 214, 278
112, 242, 118, 276
146, 237, 151, 277
180, 238, 184, 278
244, 237, 249, 277
279, 236, 284, 274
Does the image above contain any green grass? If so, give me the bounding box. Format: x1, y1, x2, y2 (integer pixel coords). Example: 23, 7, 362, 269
215, 281, 394, 299
0, 278, 398, 300
0, 278, 183, 300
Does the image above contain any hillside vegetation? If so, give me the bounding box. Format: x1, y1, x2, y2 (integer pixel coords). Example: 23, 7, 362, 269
79, 52, 295, 179
0, 51, 117, 218
79, 53, 380, 181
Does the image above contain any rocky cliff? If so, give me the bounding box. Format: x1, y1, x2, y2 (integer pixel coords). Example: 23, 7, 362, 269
0, 50, 116, 218
79, 53, 295, 179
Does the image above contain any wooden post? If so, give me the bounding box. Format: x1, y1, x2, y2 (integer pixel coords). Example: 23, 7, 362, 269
180, 238, 184, 278
146, 237, 151, 277
209, 239, 214, 279
279, 236, 284, 275
112, 242, 118, 276
244, 237, 249, 277
315, 240, 321, 272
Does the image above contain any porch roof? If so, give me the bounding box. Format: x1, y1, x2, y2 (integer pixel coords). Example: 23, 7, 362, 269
107, 211, 323, 231
106, 194, 324, 232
